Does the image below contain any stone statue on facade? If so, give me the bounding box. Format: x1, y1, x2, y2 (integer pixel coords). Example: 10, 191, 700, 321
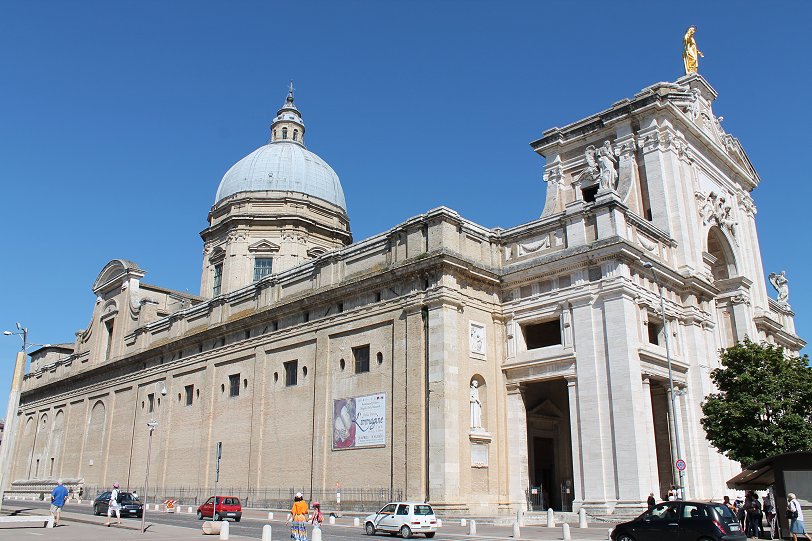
596, 141, 618, 191
769, 271, 790, 306
683, 26, 703, 75
699, 191, 737, 237
470, 380, 483, 430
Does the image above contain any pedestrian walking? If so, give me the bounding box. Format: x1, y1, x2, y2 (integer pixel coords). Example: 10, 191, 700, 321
647, 493, 656, 510
788, 493, 812, 541
105, 482, 122, 526
668, 486, 676, 501
745, 492, 763, 539
310, 501, 324, 529
286, 492, 309, 541
50, 480, 69, 527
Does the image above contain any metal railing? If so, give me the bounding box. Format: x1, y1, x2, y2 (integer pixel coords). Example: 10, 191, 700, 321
82, 485, 402, 512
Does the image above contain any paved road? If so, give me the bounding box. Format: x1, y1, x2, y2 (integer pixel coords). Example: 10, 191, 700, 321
2, 500, 615, 541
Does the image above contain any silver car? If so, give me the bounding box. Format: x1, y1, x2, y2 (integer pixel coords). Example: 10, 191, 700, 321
364, 502, 438, 538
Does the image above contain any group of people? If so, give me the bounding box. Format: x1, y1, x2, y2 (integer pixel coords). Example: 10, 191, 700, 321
286, 492, 324, 541
719, 491, 810, 541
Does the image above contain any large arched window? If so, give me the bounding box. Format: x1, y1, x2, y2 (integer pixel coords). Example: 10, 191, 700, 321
282, 127, 288, 140
707, 226, 737, 280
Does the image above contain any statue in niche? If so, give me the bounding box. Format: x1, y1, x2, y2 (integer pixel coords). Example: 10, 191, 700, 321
596, 141, 618, 191
470, 380, 483, 430
769, 271, 790, 305
682, 25, 703, 75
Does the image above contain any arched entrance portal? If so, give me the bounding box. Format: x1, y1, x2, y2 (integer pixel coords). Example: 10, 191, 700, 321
524, 378, 573, 511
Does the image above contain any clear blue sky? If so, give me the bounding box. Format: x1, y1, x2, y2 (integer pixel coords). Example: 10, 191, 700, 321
1, 1, 810, 401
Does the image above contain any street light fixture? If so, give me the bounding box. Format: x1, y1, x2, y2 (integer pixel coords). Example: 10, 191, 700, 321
643, 261, 687, 500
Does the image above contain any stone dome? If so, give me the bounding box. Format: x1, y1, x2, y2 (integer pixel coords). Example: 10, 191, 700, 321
214, 141, 347, 210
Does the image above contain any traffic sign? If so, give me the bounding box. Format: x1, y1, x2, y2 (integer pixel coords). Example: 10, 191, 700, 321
675, 459, 687, 471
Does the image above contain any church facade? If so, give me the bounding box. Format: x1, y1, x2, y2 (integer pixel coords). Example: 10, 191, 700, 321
8, 74, 803, 515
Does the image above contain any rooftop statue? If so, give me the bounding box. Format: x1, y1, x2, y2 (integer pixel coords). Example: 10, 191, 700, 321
683, 26, 703, 75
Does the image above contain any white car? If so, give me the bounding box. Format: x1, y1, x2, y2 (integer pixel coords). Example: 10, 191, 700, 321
364, 502, 438, 538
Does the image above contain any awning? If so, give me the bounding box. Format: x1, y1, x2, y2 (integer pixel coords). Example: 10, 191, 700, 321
726, 451, 812, 490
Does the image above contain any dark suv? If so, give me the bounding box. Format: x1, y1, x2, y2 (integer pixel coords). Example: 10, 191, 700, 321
93, 491, 143, 518
611, 501, 745, 541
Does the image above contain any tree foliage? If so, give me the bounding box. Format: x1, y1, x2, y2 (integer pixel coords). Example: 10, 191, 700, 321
701, 338, 812, 467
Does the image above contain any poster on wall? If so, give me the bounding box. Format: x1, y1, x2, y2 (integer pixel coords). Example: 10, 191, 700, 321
332, 393, 386, 450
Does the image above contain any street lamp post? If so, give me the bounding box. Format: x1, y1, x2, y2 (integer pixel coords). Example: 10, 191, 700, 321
643, 262, 687, 500
140, 380, 166, 534
0, 324, 48, 513
140, 420, 158, 533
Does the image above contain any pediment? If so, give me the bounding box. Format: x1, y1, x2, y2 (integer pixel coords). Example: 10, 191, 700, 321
307, 246, 328, 258
528, 399, 563, 419
248, 239, 281, 253
92, 259, 145, 294
208, 245, 226, 263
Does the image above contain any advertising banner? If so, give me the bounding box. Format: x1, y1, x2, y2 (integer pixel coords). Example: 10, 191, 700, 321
332, 393, 386, 450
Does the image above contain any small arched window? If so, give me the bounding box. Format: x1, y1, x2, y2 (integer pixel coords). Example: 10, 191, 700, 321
273, 129, 277, 140
293, 129, 298, 141
282, 127, 288, 139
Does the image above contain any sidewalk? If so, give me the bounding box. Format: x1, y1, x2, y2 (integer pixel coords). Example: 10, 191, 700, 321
0, 507, 252, 540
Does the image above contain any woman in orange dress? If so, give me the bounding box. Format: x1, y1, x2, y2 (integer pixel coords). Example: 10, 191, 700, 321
287, 492, 309, 541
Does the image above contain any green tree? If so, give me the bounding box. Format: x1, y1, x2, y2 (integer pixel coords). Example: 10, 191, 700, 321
701, 338, 812, 466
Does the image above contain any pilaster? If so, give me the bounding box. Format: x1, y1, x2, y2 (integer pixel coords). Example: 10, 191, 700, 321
505, 383, 529, 510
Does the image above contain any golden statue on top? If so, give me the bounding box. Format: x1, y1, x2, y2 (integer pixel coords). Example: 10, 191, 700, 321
683, 25, 703, 75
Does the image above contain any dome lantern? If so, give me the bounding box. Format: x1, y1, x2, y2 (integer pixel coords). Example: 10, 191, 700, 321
270, 81, 305, 145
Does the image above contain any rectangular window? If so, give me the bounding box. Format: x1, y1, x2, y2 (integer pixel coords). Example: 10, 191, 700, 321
253, 257, 273, 281
353, 345, 370, 373
648, 316, 663, 346
212, 263, 223, 296
229, 374, 240, 397
523, 319, 562, 349
148, 393, 155, 413
284, 360, 298, 387
185, 385, 194, 406
104, 319, 114, 360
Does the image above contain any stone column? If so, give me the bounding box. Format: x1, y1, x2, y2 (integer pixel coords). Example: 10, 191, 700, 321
640, 377, 660, 496
673, 387, 690, 500
505, 383, 529, 511
569, 294, 612, 509
601, 290, 657, 505
565, 377, 583, 509
427, 299, 462, 504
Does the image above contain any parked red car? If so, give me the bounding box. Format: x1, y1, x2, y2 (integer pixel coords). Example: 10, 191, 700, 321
197, 496, 242, 522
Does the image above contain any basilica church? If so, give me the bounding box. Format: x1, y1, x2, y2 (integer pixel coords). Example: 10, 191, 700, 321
8, 74, 803, 516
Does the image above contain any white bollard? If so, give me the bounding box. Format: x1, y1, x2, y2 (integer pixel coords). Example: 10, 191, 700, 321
437, 519, 442, 527
579, 508, 587, 529
219, 519, 230, 540
263, 525, 273, 541
461, 518, 467, 527
607, 528, 613, 541
513, 521, 521, 538
329, 515, 335, 525
268, 512, 274, 521
312, 526, 323, 541
547, 508, 555, 528
188, 506, 193, 513
563, 523, 571, 540
468, 519, 477, 535
77, 499, 81, 504
354, 517, 360, 526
